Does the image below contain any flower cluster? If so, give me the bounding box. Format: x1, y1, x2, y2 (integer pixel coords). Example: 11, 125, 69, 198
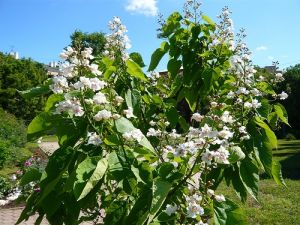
104, 16, 131, 62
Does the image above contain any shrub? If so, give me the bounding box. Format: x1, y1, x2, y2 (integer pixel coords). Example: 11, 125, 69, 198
0, 176, 13, 199
0, 108, 27, 168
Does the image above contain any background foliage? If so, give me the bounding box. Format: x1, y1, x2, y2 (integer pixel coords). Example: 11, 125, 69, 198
0, 52, 48, 123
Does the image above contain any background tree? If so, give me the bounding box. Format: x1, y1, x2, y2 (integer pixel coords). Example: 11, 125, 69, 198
0, 52, 48, 123
70, 30, 106, 57
279, 64, 300, 137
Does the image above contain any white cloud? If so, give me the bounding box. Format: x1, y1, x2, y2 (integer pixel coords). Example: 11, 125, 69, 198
268, 56, 274, 61
256, 46, 268, 51
126, 0, 158, 17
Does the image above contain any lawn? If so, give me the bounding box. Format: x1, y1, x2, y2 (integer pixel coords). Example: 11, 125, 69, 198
218, 139, 300, 225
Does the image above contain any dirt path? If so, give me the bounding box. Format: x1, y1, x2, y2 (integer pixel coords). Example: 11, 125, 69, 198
38, 141, 59, 155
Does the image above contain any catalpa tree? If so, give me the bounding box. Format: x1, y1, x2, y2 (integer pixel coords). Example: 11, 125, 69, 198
17, 1, 288, 224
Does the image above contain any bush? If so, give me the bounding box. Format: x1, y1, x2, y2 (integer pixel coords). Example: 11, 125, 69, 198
0, 176, 13, 199
0, 108, 27, 168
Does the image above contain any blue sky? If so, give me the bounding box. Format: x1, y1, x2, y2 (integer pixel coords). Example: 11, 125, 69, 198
1, 0, 299, 70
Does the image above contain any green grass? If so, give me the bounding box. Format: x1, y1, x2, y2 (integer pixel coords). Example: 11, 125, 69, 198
218, 139, 300, 225
218, 179, 300, 225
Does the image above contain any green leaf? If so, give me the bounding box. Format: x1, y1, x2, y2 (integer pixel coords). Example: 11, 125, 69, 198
130, 52, 146, 67
160, 12, 183, 37
115, 117, 156, 155
45, 94, 64, 112
257, 82, 275, 95
256, 99, 271, 119
20, 168, 42, 186
214, 198, 248, 225
202, 14, 215, 26
124, 189, 152, 225
158, 163, 174, 179
274, 103, 289, 126
167, 58, 181, 79
239, 158, 259, 201
126, 60, 148, 81
185, 88, 198, 112
131, 162, 153, 185
27, 112, 57, 141
115, 117, 136, 133
272, 160, 286, 186
148, 42, 169, 71
166, 107, 179, 127
74, 157, 108, 200
228, 146, 245, 164
125, 89, 141, 116
104, 66, 116, 80
18, 85, 51, 99
104, 134, 121, 146
148, 179, 172, 223
254, 117, 277, 149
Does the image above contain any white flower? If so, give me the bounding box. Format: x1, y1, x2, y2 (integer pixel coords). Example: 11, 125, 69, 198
250, 88, 261, 96
220, 111, 234, 124
146, 128, 161, 137
239, 126, 247, 134
123, 129, 144, 142
201, 150, 215, 165
252, 99, 261, 109
93, 92, 108, 105
94, 110, 112, 121
123, 107, 135, 118
275, 73, 284, 82
149, 120, 156, 126
165, 204, 177, 216
55, 99, 84, 117
215, 194, 226, 202
90, 78, 107, 91
11, 174, 17, 181
112, 114, 121, 120
200, 124, 218, 138
278, 91, 288, 100
51, 76, 69, 94
168, 129, 181, 139
214, 146, 230, 164
89, 64, 102, 76
59, 46, 75, 60
211, 102, 218, 107
196, 221, 208, 225
191, 113, 204, 122
236, 87, 249, 95
186, 202, 204, 218
177, 141, 197, 155
218, 126, 234, 140
115, 96, 124, 105
186, 193, 202, 203
87, 132, 102, 146
244, 102, 252, 108
81, 47, 94, 59
227, 91, 235, 99
164, 121, 170, 126
207, 189, 215, 197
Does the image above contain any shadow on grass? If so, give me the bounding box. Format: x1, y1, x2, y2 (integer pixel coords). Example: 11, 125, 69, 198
275, 140, 300, 179
280, 152, 300, 179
